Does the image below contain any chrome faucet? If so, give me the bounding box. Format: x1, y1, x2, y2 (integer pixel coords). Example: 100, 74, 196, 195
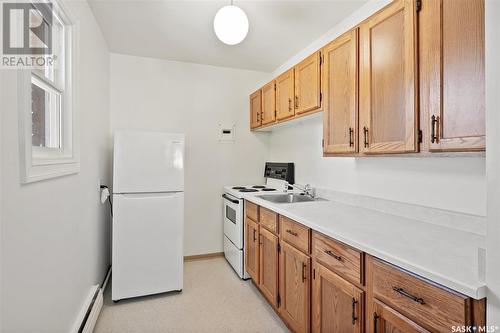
285, 182, 316, 199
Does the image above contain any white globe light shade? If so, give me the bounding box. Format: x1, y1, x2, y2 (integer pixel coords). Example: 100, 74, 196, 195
213, 5, 249, 45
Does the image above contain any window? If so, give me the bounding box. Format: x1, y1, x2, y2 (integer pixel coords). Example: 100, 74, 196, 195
31, 75, 62, 149
18, 1, 78, 183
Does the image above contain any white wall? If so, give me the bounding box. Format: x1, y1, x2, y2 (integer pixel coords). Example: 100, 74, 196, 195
268, 0, 486, 216
0, 1, 112, 332
110, 54, 270, 256
486, 0, 500, 325
269, 117, 486, 216
0, 66, 4, 330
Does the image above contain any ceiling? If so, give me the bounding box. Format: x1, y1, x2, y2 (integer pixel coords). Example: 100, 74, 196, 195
88, 0, 367, 72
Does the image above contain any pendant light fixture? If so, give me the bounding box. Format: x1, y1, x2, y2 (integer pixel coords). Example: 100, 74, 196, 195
213, 0, 249, 45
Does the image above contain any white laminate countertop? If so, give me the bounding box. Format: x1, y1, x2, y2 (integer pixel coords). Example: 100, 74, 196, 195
242, 192, 486, 299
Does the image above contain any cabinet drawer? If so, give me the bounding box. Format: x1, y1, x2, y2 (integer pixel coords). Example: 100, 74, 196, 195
371, 258, 471, 333
312, 231, 363, 285
259, 207, 278, 234
280, 215, 310, 253
246, 201, 258, 222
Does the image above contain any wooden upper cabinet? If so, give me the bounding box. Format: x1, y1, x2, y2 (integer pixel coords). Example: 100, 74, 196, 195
322, 29, 359, 155
276, 69, 295, 121
295, 52, 322, 115
261, 81, 276, 125
420, 0, 485, 152
249, 90, 262, 129
359, 0, 418, 154
245, 218, 259, 283
279, 241, 311, 333
258, 228, 279, 307
373, 300, 431, 333
312, 262, 364, 333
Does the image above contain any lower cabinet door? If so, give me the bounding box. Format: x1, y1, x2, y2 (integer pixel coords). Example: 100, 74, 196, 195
259, 228, 279, 307
372, 300, 431, 333
245, 217, 259, 283
279, 241, 311, 333
312, 262, 364, 333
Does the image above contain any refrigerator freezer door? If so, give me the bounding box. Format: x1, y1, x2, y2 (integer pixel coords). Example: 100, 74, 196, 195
112, 192, 184, 301
113, 131, 184, 193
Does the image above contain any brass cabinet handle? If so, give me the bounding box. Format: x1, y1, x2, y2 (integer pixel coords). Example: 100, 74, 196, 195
431, 115, 439, 143
288, 98, 292, 112
363, 127, 369, 148
286, 229, 298, 237
253, 229, 256, 242
352, 298, 358, 324
295, 96, 299, 109
392, 287, 425, 305
324, 249, 342, 261
349, 127, 354, 147
373, 313, 379, 333
302, 262, 307, 283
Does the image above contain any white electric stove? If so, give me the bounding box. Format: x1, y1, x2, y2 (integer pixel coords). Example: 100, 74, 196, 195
222, 163, 294, 279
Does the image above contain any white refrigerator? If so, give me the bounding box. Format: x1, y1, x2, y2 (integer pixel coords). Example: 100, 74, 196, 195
112, 130, 184, 301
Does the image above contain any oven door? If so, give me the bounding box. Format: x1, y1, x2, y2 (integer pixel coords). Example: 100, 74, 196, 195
222, 193, 243, 250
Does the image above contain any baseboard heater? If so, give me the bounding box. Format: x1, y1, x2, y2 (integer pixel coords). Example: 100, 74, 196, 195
73, 285, 103, 333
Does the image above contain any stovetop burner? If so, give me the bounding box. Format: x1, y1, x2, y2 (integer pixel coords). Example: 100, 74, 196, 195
261, 188, 277, 191
239, 188, 258, 193
232, 186, 246, 190
252, 185, 266, 189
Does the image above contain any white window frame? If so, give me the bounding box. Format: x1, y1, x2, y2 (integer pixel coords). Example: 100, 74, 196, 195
18, 0, 79, 183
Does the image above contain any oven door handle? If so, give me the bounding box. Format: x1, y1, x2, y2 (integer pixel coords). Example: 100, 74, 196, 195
222, 194, 240, 204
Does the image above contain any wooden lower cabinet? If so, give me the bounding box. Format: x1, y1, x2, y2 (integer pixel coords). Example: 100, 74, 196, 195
312, 262, 364, 333
367, 256, 485, 333
373, 299, 430, 333
259, 227, 279, 307
244, 205, 486, 333
245, 217, 259, 283
279, 241, 311, 333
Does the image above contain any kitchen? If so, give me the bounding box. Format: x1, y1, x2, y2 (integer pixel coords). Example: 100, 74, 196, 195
0, 0, 499, 332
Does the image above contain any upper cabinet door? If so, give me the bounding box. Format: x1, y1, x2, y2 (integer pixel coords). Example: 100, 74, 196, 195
250, 90, 262, 129
420, 0, 485, 152
261, 81, 276, 125
359, 0, 418, 154
276, 69, 295, 121
322, 29, 359, 155
295, 52, 322, 115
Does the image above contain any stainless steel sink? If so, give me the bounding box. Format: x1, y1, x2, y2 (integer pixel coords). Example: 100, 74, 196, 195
256, 193, 321, 204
